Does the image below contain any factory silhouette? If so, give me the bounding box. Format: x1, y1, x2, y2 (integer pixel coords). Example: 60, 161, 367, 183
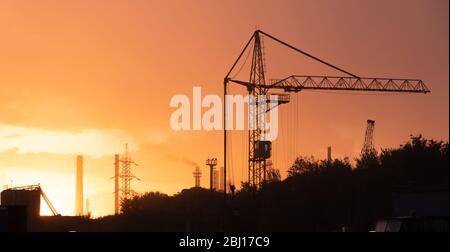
0, 30, 448, 232
0, 134, 448, 232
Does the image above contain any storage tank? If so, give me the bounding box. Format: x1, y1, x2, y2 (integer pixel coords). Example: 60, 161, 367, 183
0, 186, 41, 231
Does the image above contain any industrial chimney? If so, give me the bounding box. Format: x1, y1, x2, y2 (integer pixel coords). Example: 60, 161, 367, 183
114, 154, 120, 215
85, 198, 90, 216
327, 146, 332, 162
219, 166, 224, 192
75, 155, 84, 216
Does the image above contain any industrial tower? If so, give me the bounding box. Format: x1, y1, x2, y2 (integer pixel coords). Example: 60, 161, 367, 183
193, 166, 202, 188
327, 147, 332, 162
206, 158, 218, 191
362, 120, 376, 155
75, 155, 83, 216
219, 166, 224, 191
213, 169, 219, 190
114, 154, 120, 215
224, 30, 430, 192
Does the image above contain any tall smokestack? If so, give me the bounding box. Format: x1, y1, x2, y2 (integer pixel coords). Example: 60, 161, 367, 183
219, 167, 224, 192
75, 155, 84, 216
327, 146, 332, 162
85, 198, 90, 216
213, 170, 219, 191
114, 154, 120, 215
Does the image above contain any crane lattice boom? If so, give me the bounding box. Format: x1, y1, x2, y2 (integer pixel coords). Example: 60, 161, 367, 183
223, 30, 430, 192
229, 75, 429, 93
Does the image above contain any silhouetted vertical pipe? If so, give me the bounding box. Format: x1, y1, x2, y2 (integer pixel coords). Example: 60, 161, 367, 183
223, 80, 227, 201
219, 166, 224, 191
210, 165, 213, 191
114, 154, 120, 215
328, 146, 332, 162
85, 198, 90, 216
75, 155, 83, 216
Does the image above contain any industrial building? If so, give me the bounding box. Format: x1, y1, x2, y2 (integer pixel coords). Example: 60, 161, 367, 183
0, 185, 59, 231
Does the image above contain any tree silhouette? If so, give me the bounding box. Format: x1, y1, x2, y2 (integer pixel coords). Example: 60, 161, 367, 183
266, 168, 281, 183
287, 156, 320, 176
36, 135, 448, 232
356, 150, 380, 170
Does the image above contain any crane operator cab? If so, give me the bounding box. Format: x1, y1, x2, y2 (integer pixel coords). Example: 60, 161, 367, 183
255, 141, 272, 160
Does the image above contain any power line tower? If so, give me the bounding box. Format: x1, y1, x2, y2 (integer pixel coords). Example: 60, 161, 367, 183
362, 120, 376, 155
193, 166, 202, 188
224, 30, 430, 193
119, 144, 139, 205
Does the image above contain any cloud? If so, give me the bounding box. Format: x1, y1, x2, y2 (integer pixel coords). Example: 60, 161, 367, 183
0, 124, 139, 158
138, 142, 199, 167
2, 134, 22, 139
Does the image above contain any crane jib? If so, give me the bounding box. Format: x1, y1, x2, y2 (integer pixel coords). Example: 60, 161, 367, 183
223, 30, 430, 194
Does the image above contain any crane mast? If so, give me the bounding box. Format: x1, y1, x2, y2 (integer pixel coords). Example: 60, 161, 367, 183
248, 32, 267, 190
224, 30, 430, 192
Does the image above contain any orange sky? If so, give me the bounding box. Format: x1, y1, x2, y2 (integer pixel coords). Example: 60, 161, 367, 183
0, 0, 448, 217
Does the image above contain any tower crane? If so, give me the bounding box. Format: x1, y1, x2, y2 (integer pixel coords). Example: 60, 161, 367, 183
223, 30, 430, 192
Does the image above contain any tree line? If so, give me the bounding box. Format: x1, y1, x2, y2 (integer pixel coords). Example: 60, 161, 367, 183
39, 135, 449, 231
